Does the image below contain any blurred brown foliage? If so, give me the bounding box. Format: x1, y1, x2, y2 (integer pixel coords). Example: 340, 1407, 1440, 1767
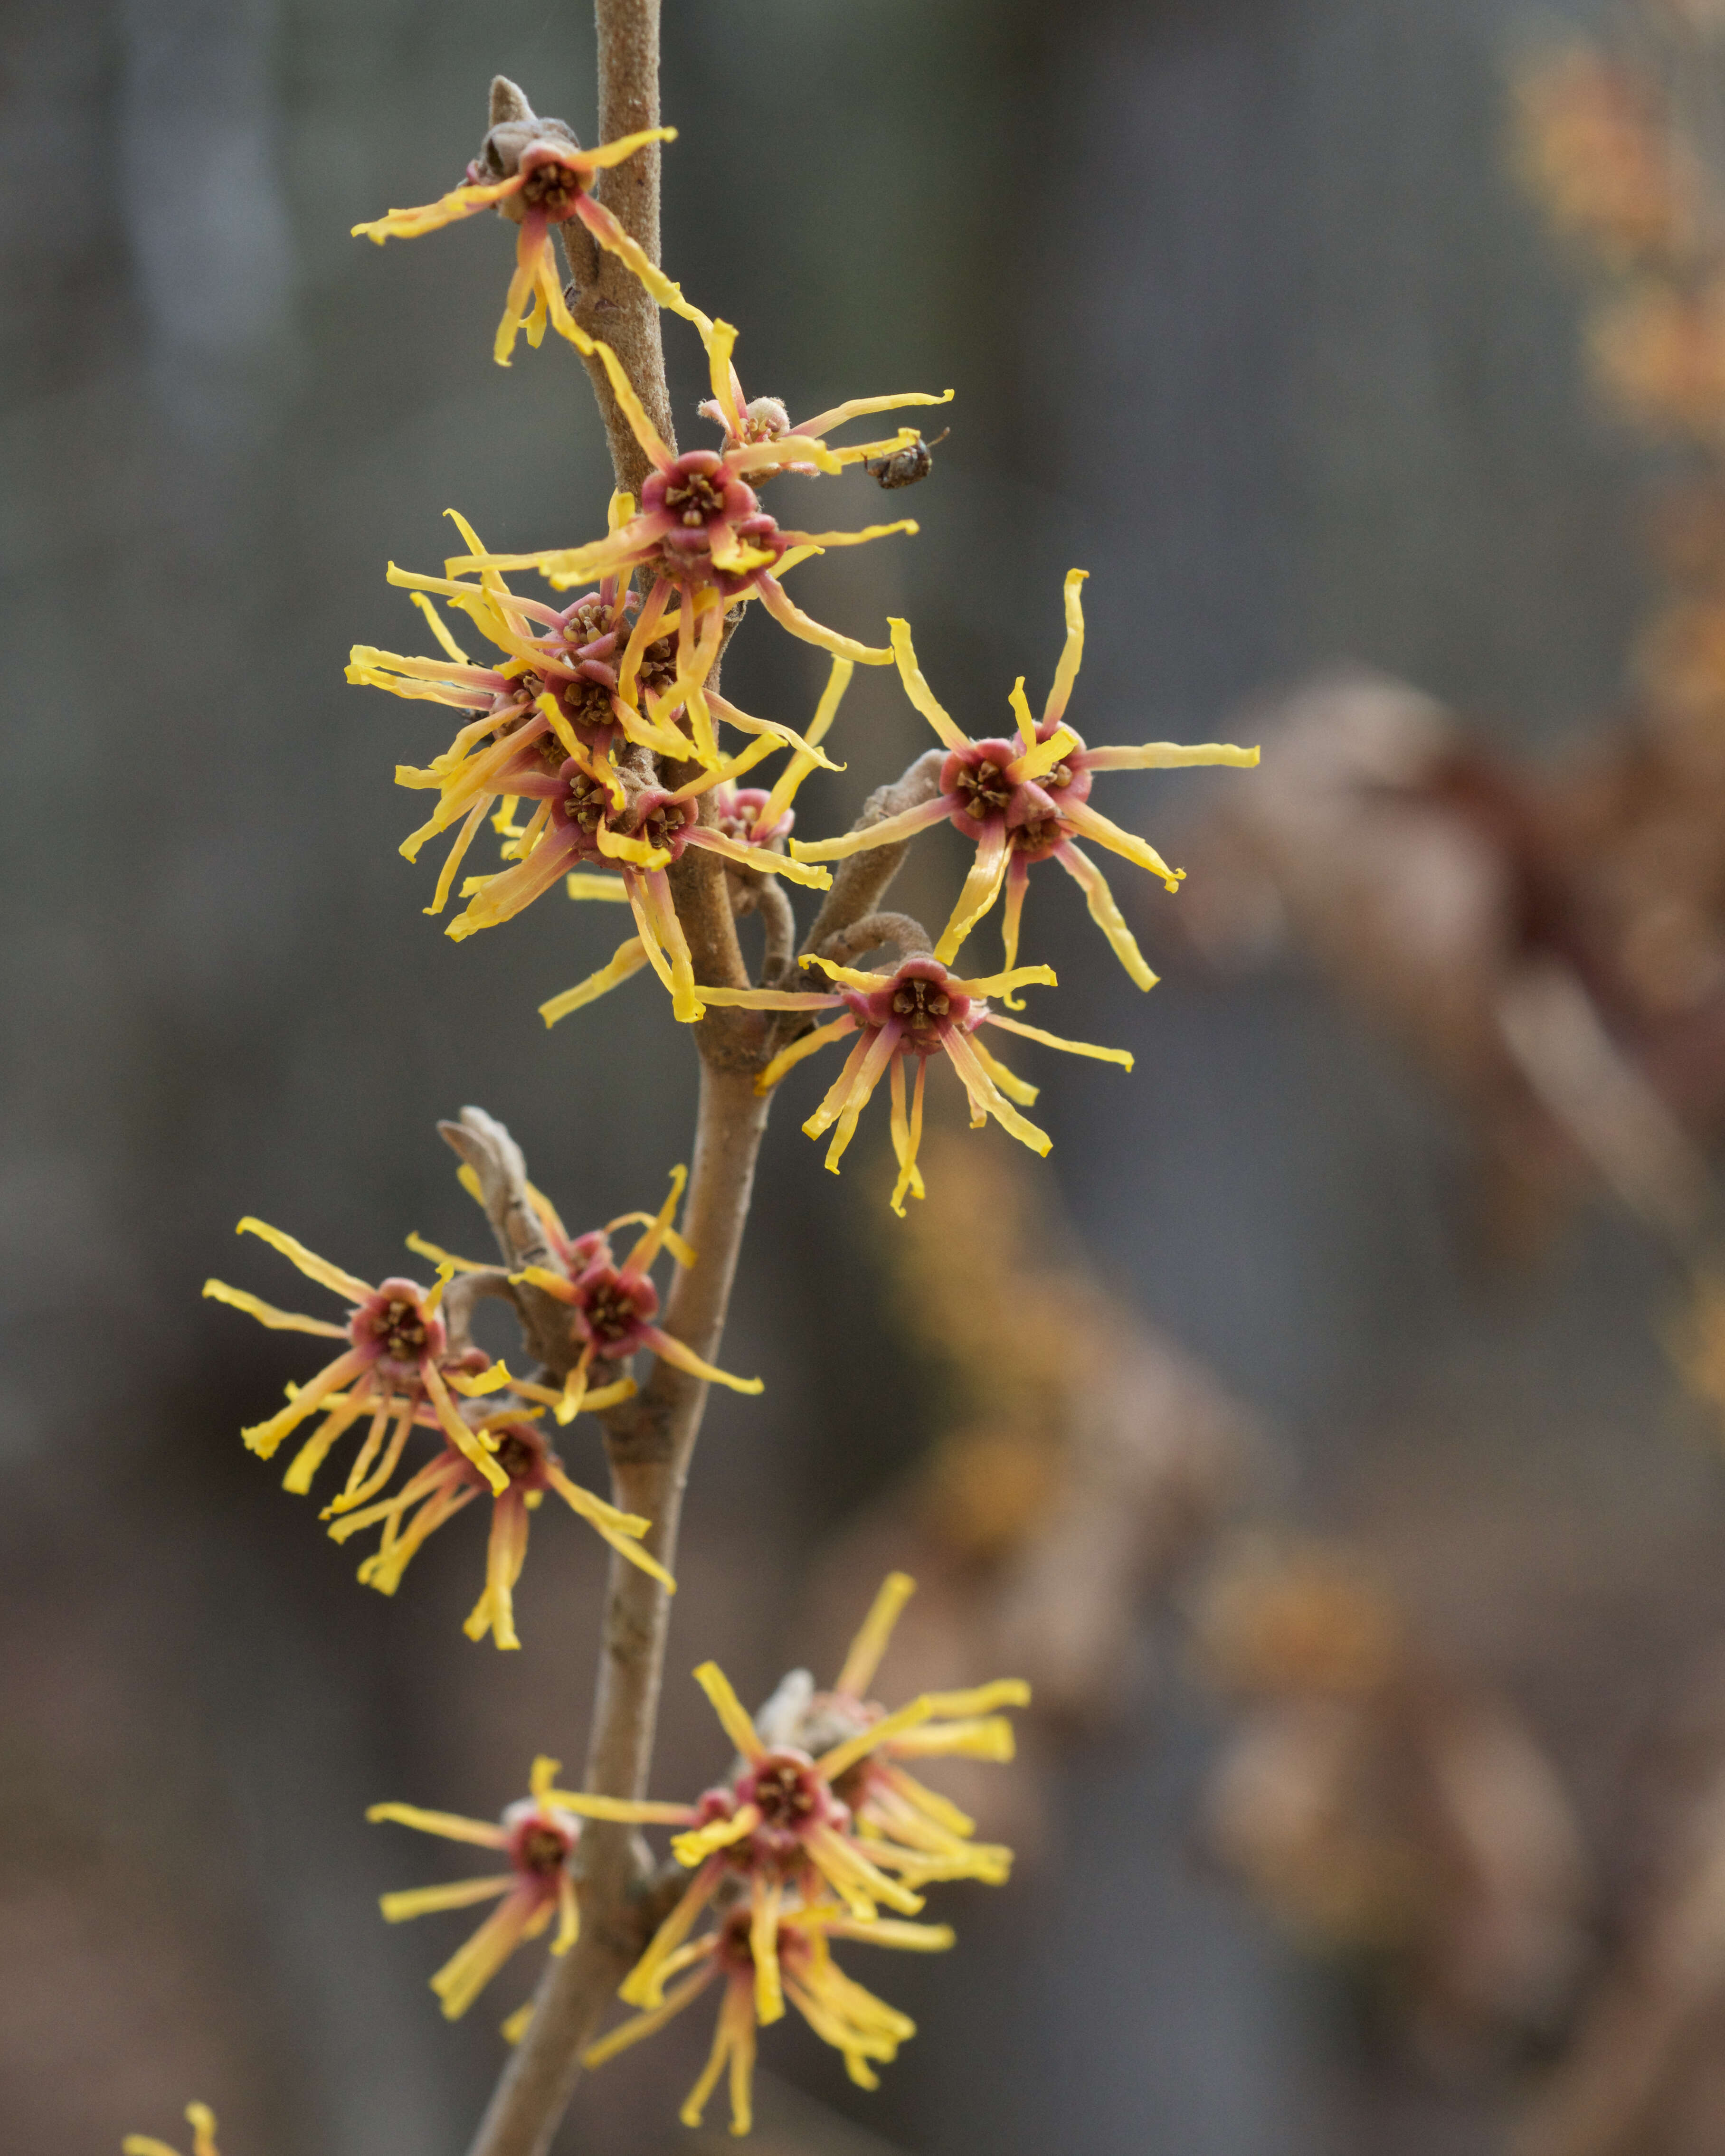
1194, 1539, 1592, 2074
803, 1122, 1248, 1853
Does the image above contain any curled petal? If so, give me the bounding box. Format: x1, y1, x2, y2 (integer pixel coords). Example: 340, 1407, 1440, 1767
1043, 567, 1088, 727
789, 793, 950, 863
540, 937, 652, 1027
645, 1325, 763, 1393
795, 387, 954, 437
1062, 797, 1185, 890
692, 1661, 768, 1762
579, 327, 679, 471
572, 191, 711, 333
688, 828, 832, 887
983, 1013, 1129, 1073
757, 575, 891, 665
836, 1572, 918, 1695
941, 1029, 1051, 1155
352, 174, 522, 243
1054, 841, 1157, 991
933, 823, 1012, 965
755, 1013, 858, 1094
201, 1280, 346, 1338
365, 1801, 511, 1849
1007, 723, 1080, 785
379, 1875, 515, 1921
1080, 738, 1260, 771
887, 618, 969, 749
235, 1217, 371, 1303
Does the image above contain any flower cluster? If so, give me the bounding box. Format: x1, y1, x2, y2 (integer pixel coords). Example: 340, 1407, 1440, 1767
369, 1754, 583, 2019
183, 71, 1259, 2156
563, 1572, 1025, 2128
344, 115, 1253, 1210
790, 578, 1258, 984
370, 1575, 1024, 2129
204, 1158, 766, 1645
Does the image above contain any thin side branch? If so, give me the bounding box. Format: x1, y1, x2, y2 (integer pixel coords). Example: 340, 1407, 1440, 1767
438, 1108, 574, 1370
797, 747, 946, 960
818, 910, 933, 968
752, 876, 797, 986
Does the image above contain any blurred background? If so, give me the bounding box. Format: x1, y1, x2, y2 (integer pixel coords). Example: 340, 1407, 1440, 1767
11, 0, 1725, 2151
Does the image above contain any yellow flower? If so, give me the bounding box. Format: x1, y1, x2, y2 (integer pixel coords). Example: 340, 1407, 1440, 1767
445, 326, 921, 712
691, 312, 953, 479
698, 953, 1133, 1213
359, 506, 850, 906
538, 658, 859, 1031
789, 1571, 1026, 1880
574, 1896, 953, 2137
202, 1219, 512, 1495
503, 1162, 764, 1406
353, 118, 689, 367
324, 1407, 672, 1648
553, 1579, 1024, 2135
789, 573, 1258, 988
368, 1757, 581, 2019
124, 2103, 221, 2156
441, 744, 830, 1020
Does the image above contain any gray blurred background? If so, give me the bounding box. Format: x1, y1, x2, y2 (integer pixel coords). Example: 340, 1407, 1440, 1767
4, 0, 1710, 2152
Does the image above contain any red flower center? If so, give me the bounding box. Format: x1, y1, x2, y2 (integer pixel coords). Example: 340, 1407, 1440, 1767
847, 961, 975, 1049
503, 1798, 578, 1884
350, 1280, 445, 1374
572, 1264, 657, 1352
559, 597, 613, 651
628, 789, 694, 859
518, 1824, 569, 1873
953, 756, 1014, 819
557, 673, 619, 736
663, 468, 727, 529
553, 763, 613, 842
1011, 801, 1066, 855
891, 975, 949, 1030
733, 1748, 844, 1861
747, 1753, 825, 1826
493, 1427, 548, 1486
713, 787, 783, 846
520, 157, 586, 217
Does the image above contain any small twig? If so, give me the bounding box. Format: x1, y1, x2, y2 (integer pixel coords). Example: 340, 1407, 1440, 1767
757, 748, 947, 1061
437, 1108, 576, 1371
438, 1267, 521, 1361
753, 876, 797, 986
817, 910, 932, 969
797, 748, 945, 961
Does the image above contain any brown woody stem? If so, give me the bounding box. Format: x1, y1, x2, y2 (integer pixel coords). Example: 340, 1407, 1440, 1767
559, 0, 676, 494
466, 12, 939, 2145
465, 10, 778, 2153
